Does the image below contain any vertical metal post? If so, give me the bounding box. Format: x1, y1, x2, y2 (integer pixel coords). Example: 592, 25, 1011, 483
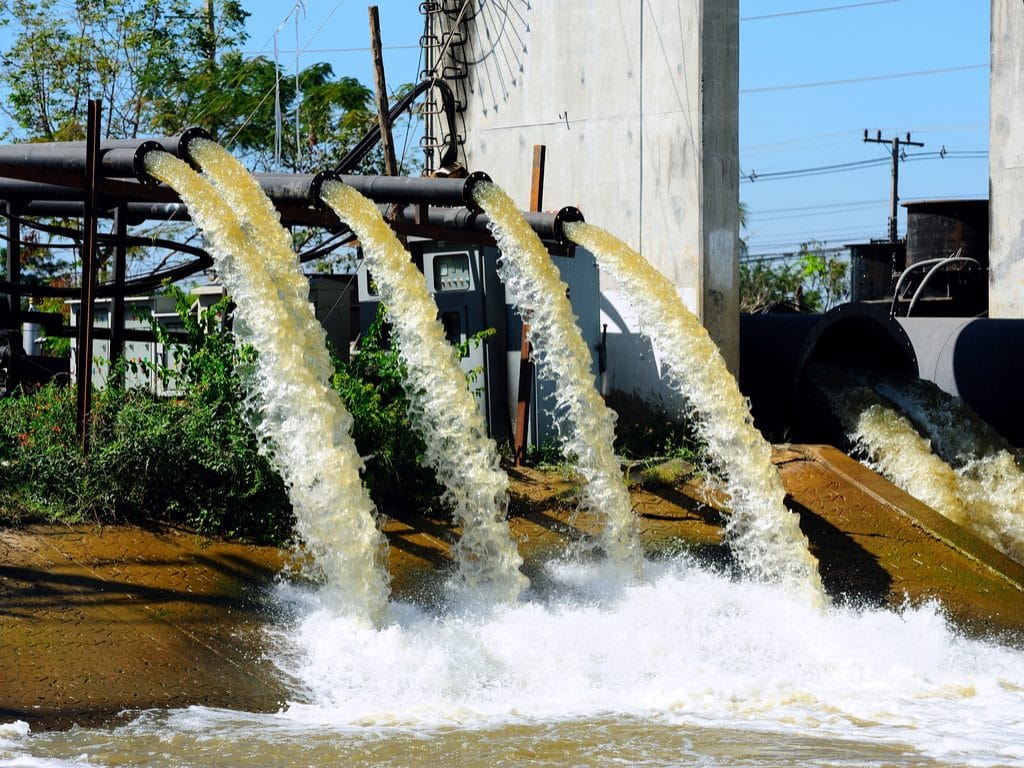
75, 99, 101, 453
5, 203, 22, 351
109, 204, 128, 388
513, 144, 546, 466
369, 5, 398, 176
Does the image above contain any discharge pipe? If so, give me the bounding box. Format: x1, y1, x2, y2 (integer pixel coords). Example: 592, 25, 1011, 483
305, 169, 494, 212
898, 317, 1024, 447
394, 203, 585, 246
0, 128, 211, 188
739, 303, 918, 442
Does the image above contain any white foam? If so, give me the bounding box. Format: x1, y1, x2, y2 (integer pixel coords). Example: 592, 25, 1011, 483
264, 557, 1024, 766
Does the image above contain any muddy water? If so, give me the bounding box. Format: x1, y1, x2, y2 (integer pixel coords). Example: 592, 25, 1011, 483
5, 556, 1024, 767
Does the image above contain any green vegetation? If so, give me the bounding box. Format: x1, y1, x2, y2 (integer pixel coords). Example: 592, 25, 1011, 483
0, 299, 451, 538
0, 295, 292, 540
740, 240, 849, 314
331, 307, 441, 514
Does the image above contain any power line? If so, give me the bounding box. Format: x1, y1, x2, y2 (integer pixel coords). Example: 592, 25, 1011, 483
751, 202, 888, 223
749, 197, 888, 215
741, 0, 905, 22
741, 63, 988, 94
742, 148, 987, 184
742, 157, 891, 183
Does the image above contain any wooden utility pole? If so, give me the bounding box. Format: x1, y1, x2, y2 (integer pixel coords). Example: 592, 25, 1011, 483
368, 6, 398, 176
864, 130, 924, 242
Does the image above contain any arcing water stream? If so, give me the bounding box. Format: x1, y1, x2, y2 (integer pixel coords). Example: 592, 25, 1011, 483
819, 370, 1024, 563
23, 148, 1008, 766
319, 180, 528, 602
186, 139, 335, 383
144, 150, 391, 623
473, 182, 642, 571
184, 139, 526, 601
564, 222, 826, 605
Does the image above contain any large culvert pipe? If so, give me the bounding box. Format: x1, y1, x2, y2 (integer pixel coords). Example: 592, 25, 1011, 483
740, 303, 918, 442
898, 317, 1024, 446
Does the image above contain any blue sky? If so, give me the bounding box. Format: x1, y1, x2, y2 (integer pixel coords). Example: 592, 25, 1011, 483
245, 1, 990, 258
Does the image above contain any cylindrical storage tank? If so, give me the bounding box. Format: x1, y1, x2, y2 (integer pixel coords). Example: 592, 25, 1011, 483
902, 199, 989, 312
897, 317, 1024, 447
848, 240, 905, 301
904, 199, 988, 267
740, 304, 918, 442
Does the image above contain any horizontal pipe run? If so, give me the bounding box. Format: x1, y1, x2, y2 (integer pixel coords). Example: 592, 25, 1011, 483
898, 317, 1024, 447
0, 129, 211, 187
739, 304, 919, 442
395, 204, 585, 245
309, 170, 493, 212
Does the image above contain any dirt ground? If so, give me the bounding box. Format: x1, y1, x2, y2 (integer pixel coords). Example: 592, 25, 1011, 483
3, 444, 1024, 731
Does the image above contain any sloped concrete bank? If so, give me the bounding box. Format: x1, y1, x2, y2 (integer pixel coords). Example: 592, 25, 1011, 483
3, 445, 1023, 730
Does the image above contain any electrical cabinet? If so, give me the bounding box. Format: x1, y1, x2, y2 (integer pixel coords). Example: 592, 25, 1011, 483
356, 241, 602, 452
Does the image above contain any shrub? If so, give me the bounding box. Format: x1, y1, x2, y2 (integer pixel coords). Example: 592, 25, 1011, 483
331, 306, 442, 513
0, 294, 292, 542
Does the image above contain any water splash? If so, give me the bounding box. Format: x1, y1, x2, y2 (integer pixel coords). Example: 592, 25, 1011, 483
822, 371, 1024, 563
826, 382, 970, 526
563, 222, 826, 605
320, 180, 528, 602
473, 182, 642, 572
144, 150, 390, 624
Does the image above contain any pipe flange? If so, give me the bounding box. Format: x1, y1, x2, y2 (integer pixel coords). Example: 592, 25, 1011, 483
131, 140, 166, 185
176, 127, 215, 169
463, 170, 493, 212
309, 170, 343, 211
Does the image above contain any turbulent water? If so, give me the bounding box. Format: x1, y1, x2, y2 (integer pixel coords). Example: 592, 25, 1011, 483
187, 139, 335, 383
319, 180, 527, 602
817, 369, 1024, 563
144, 151, 391, 623
565, 222, 825, 605
473, 182, 641, 571
5, 557, 1024, 767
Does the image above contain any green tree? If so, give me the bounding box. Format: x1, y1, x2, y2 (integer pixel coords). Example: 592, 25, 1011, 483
0, 1, 391, 285
797, 240, 849, 311
0, 0, 382, 170
740, 240, 849, 314
0, 0, 250, 140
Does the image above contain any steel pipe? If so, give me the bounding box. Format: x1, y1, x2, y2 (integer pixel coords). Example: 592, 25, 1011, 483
898, 317, 1024, 447
395, 204, 585, 245
739, 303, 919, 442
307, 170, 494, 212
0, 129, 211, 188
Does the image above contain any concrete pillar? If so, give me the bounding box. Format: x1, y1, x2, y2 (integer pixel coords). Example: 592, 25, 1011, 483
438, 0, 740, 388
990, 0, 1024, 317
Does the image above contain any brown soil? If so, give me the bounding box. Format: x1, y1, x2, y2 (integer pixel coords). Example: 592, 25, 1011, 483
3, 444, 1023, 731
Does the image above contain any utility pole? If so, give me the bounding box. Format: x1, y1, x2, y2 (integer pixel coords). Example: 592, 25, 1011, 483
368, 6, 398, 177
864, 129, 924, 242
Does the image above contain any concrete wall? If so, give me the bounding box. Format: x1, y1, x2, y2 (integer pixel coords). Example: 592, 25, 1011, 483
990, 0, 1024, 317
432, 0, 739, 394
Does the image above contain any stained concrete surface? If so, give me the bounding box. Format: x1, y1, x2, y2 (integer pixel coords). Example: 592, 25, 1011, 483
3, 445, 1024, 731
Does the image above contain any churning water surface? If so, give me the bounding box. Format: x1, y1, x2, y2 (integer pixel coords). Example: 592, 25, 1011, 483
4, 556, 1024, 767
